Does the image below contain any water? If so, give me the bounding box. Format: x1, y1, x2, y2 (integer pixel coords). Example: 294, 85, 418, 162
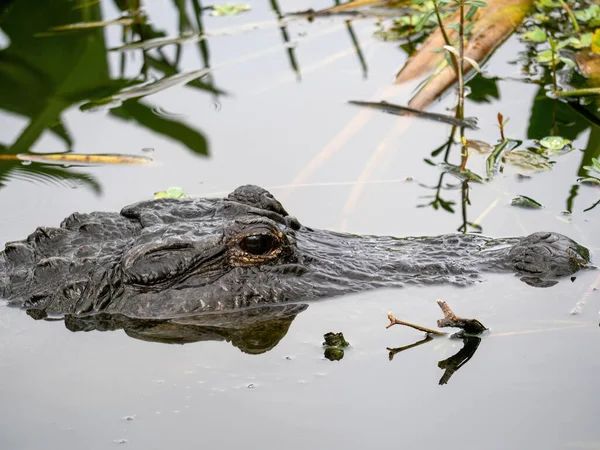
0, 0, 599, 448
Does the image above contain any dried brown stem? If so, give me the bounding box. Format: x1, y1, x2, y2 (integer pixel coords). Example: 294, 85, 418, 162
436, 300, 487, 334
386, 312, 447, 336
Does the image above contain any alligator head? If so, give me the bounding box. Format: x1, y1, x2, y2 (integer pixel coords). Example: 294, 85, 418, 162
0, 185, 592, 319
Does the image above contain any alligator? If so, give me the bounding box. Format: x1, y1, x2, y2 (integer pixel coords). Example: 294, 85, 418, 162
0, 185, 592, 322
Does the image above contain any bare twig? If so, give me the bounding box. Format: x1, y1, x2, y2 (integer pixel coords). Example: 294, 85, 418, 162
436, 299, 487, 334
386, 312, 447, 335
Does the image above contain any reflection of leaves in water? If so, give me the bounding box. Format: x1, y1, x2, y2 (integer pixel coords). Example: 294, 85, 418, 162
0, 0, 216, 194
502, 150, 554, 172
0, 0, 110, 151
80, 69, 211, 111
527, 87, 590, 140
0, 160, 102, 195
466, 74, 500, 103
110, 100, 208, 156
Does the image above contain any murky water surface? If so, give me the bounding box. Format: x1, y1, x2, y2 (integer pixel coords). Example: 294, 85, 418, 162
0, 0, 599, 449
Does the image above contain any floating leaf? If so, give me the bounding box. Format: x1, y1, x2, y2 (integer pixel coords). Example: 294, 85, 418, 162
503, 150, 554, 172
523, 27, 547, 43
574, 4, 600, 23
211, 4, 251, 16
539, 136, 571, 151
154, 186, 187, 199
568, 32, 592, 49
511, 195, 544, 209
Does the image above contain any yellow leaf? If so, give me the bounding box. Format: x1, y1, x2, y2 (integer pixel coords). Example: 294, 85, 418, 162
15, 153, 152, 165
592, 29, 600, 54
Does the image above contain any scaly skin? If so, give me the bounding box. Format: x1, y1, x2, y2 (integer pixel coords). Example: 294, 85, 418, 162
0, 185, 592, 319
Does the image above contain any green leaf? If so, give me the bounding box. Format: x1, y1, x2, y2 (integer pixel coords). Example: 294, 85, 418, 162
415, 10, 435, 31
465, 5, 479, 21
539, 135, 571, 151
568, 33, 592, 49
523, 28, 547, 43
154, 186, 187, 199
537, 0, 561, 8
574, 4, 600, 23
211, 4, 251, 16
465, 0, 488, 6
511, 195, 544, 209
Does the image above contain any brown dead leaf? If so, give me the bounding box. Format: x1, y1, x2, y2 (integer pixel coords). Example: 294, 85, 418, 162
395, 0, 533, 109
575, 50, 600, 84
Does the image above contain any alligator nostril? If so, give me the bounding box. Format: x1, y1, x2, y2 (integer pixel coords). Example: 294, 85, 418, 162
285, 216, 301, 230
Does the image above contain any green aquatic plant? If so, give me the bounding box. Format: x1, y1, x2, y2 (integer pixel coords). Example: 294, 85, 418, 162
210, 3, 251, 16
579, 157, 600, 185
154, 186, 188, 199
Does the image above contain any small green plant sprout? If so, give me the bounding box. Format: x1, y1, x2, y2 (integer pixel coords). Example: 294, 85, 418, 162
497, 112, 509, 140
579, 157, 600, 185
211, 3, 251, 16
154, 186, 187, 199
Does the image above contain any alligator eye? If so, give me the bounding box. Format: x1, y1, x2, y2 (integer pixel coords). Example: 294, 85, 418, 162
239, 234, 277, 255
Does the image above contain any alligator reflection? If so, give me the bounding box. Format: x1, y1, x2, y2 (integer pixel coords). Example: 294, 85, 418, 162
27, 304, 308, 354
388, 334, 482, 385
